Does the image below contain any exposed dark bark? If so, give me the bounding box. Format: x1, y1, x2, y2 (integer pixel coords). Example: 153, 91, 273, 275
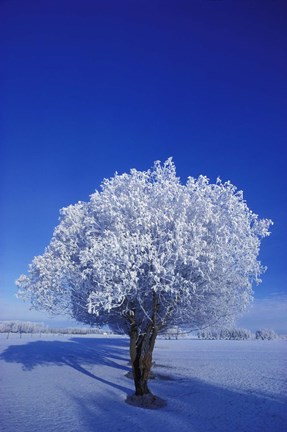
130, 326, 157, 396
125, 291, 160, 397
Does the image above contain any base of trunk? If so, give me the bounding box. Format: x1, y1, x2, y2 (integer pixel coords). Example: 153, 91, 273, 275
125, 393, 166, 409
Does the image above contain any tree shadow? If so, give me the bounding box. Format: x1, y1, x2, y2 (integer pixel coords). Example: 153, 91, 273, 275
67, 374, 287, 432
1, 337, 286, 431
0, 337, 131, 394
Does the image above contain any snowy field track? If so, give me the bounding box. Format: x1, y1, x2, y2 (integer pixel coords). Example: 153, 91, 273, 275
0, 335, 286, 432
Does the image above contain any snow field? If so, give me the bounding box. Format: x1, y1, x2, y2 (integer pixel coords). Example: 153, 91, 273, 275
0, 335, 286, 432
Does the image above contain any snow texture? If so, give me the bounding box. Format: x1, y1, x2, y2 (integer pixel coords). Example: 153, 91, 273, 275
0, 334, 286, 432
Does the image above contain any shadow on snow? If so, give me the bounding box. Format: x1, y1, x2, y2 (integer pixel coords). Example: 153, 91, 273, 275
0, 337, 131, 394
68, 374, 287, 432
1, 337, 286, 431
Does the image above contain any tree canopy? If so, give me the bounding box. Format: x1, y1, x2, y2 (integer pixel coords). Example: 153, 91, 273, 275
17, 158, 272, 334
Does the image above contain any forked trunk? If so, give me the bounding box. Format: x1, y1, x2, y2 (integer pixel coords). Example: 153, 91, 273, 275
129, 325, 157, 396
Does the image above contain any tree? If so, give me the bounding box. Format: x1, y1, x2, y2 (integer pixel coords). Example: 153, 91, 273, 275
255, 329, 278, 340
17, 159, 272, 404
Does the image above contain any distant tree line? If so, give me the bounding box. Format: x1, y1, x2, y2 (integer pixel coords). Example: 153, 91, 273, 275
254, 329, 279, 340
0, 321, 45, 335
161, 326, 182, 340
0, 321, 109, 337
197, 328, 279, 340
0, 321, 280, 341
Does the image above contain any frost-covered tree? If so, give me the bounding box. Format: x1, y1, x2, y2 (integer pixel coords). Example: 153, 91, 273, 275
255, 329, 278, 340
17, 159, 272, 402
197, 328, 253, 340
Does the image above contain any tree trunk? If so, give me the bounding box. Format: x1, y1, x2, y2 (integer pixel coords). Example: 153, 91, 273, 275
129, 325, 157, 396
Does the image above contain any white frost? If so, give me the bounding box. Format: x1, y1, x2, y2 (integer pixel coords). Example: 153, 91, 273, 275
16, 159, 272, 334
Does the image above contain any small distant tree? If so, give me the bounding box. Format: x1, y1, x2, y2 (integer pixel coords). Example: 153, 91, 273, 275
198, 327, 252, 340
197, 329, 218, 340
16, 159, 272, 405
255, 329, 278, 340
220, 328, 252, 340
164, 326, 181, 340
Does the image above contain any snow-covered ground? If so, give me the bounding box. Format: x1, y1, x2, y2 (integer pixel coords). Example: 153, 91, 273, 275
0, 334, 286, 432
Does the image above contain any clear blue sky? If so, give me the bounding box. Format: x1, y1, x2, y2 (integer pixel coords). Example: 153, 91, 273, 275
1, 1, 286, 331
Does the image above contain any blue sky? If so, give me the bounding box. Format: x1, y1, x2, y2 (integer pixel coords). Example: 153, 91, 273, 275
1, 1, 286, 331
